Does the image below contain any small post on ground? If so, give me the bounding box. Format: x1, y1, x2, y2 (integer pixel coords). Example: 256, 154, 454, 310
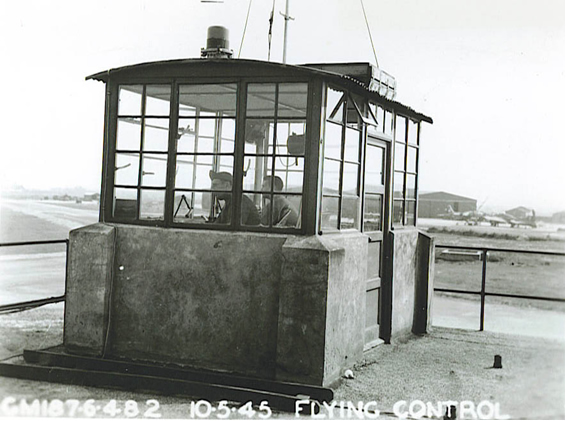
479, 249, 488, 331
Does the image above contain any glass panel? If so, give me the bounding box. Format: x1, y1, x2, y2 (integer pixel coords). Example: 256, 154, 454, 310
344, 127, 360, 162
322, 159, 340, 194
113, 188, 137, 220
374, 104, 385, 131
393, 200, 404, 225
260, 193, 300, 228
268, 165, 304, 193
407, 146, 417, 173
342, 162, 359, 195
247, 84, 276, 117
324, 121, 342, 160
179, 84, 237, 117
393, 171, 404, 199
273, 121, 306, 156
321, 196, 339, 230
219, 119, 236, 154
326, 87, 345, 123
341, 195, 360, 230
406, 201, 416, 225
145, 85, 171, 116
384, 110, 393, 136
365, 144, 385, 190
141, 154, 167, 187
367, 241, 381, 278
395, 115, 406, 142
240, 193, 261, 226
408, 119, 418, 145
176, 119, 197, 153
245, 120, 272, 153
178, 118, 235, 154
208, 193, 231, 224
143, 118, 169, 151
278, 83, 308, 118
139, 189, 165, 220
394, 142, 406, 171
115, 153, 140, 186
406, 174, 417, 199
365, 289, 379, 327
173, 191, 208, 224
117, 118, 141, 150
364, 194, 382, 232
242, 154, 268, 191
118, 85, 142, 116
346, 95, 363, 129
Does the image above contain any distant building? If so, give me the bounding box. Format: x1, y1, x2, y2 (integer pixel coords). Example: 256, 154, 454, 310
551, 211, 565, 224
83, 193, 100, 202
505, 206, 535, 220
418, 191, 477, 218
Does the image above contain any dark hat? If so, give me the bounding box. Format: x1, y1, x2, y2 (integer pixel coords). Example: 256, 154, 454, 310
209, 170, 233, 183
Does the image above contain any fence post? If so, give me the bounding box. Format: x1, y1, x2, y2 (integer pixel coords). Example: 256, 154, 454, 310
479, 249, 488, 331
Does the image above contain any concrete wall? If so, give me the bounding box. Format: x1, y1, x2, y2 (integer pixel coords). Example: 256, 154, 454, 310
389, 229, 434, 340
65, 224, 368, 386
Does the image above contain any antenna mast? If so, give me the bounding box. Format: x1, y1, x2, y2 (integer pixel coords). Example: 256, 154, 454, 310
280, 0, 294, 63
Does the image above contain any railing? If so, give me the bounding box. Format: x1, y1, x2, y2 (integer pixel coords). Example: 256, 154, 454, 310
434, 244, 565, 331
0, 239, 68, 313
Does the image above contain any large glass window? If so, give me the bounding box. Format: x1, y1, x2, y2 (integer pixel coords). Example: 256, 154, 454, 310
113, 84, 171, 221
393, 115, 420, 226
242, 83, 307, 229
321, 87, 363, 231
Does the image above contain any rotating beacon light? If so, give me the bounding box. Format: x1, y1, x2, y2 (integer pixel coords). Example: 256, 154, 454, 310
201, 26, 233, 58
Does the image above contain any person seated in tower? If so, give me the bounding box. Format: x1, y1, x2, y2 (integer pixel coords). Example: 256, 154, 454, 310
261, 175, 299, 227
209, 170, 260, 226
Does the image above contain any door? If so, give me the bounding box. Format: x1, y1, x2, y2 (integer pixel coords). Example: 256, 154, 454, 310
363, 137, 390, 348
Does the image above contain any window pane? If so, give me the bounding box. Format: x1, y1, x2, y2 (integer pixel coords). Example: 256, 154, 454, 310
322, 159, 340, 194
260, 193, 300, 228
365, 144, 385, 190
364, 194, 383, 232
406, 201, 416, 225
407, 146, 417, 173
384, 110, 393, 136
341, 195, 360, 230
342, 162, 359, 195
242, 154, 268, 191
278, 83, 308, 118
115, 153, 139, 186
344, 127, 360, 162
144, 118, 169, 151
395, 115, 406, 142
273, 121, 306, 156
326, 87, 345, 123
241, 194, 261, 226
269, 165, 304, 193
179, 84, 237, 117
393, 200, 404, 225
113, 188, 137, 219
406, 174, 417, 199
178, 118, 235, 154
173, 192, 209, 224
145, 85, 171, 116
118, 85, 142, 116
245, 120, 272, 153
208, 193, 231, 224
247, 84, 276, 117
141, 154, 167, 187
408, 119, 418, 145
393, 171, 404, 199
394, 142, 406, 171
117, 118, 141, 150
346, 95, 363, 129
321, 196, 339, 230
324, 121, 342, 160
139, 189, 164, 220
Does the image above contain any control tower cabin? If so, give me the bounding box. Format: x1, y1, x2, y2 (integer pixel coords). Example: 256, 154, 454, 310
65, 28, 434, 387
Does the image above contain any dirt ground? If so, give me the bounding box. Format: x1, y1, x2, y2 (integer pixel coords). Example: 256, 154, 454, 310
0, 303, 564, 420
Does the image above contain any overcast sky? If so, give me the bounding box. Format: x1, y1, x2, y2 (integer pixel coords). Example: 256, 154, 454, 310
0, 0, 564, 214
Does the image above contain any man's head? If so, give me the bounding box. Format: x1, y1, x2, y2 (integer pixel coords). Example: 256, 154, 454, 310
262, 175, 284, 192
210, 170, 232, 199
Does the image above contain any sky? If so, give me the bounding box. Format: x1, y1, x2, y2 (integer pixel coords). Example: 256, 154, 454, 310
0, 0, 564, 214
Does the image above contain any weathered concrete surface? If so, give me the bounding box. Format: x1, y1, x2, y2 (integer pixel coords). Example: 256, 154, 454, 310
64, 223, 115, 356
106, 225, 287, 378
276, 232, 367, 386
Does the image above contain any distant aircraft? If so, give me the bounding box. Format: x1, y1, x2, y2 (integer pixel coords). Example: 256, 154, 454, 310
438, 205, 484, 225
483, 212, 537, 228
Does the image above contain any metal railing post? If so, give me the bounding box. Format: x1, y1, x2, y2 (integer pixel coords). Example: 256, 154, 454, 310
479, 249, 488, 331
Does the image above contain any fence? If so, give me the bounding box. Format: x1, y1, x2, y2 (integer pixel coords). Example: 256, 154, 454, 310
0, 239, 68, 313
434, 244, 565, 331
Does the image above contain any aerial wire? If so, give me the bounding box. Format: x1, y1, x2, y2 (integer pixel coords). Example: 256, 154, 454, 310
267, 0, 276, 61
360, 0, 379, 68
238, 0, 254, 58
